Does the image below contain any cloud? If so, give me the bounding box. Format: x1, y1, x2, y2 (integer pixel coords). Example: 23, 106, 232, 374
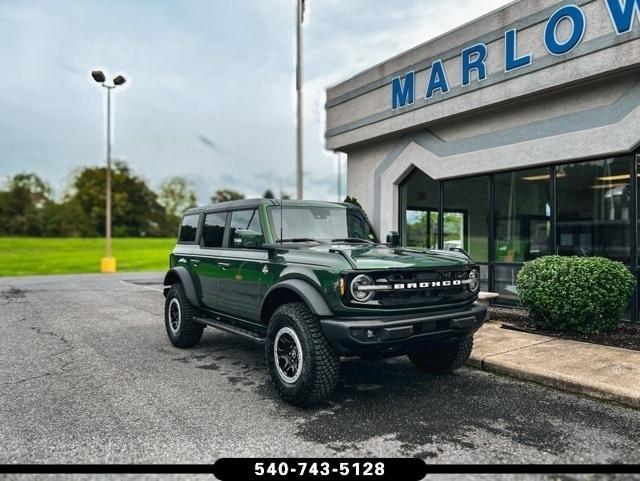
0, 0, 511, 204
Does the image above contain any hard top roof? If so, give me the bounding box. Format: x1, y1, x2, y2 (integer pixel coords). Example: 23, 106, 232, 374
183, 198, 358, 216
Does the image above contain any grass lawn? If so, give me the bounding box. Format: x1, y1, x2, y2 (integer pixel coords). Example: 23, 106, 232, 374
0, 237, 175, 276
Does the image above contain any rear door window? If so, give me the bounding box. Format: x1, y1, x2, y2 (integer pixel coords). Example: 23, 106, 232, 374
202, 212, 228, 248
178, 214, 200, 243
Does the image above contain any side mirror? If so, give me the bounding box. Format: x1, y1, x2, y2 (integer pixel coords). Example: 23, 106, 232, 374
386, 231, 401, 247
233, 229, 263, 249
448, 246, 470, 257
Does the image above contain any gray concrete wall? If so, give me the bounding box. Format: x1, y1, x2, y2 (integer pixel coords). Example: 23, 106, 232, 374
354, 70, 640, 235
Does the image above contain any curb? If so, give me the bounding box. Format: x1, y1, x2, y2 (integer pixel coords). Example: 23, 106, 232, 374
469, 350, 640, 410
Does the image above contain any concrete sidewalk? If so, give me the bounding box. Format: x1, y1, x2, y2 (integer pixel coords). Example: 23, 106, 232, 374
469, 321, 640, 409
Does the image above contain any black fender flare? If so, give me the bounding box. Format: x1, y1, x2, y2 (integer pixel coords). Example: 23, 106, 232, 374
163, 266, 199, 307
261, 279, 333, 318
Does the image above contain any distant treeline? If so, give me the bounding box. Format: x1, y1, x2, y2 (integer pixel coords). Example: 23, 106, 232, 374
0, 161, 286, 237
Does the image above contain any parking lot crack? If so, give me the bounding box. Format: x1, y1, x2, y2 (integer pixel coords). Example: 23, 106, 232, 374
1, 325, 77, 386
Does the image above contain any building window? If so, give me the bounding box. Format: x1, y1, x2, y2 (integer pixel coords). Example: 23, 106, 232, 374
397, 154, 638, 320
400, 169, 439, 248
494, 168, 551, 263
556, 157, 632, 264
443, 175, 489, 261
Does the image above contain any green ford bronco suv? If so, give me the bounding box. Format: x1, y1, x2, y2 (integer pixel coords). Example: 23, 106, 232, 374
163, 199, 486, 406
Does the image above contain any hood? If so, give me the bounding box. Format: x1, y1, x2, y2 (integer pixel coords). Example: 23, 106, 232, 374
309, 244, 473, 270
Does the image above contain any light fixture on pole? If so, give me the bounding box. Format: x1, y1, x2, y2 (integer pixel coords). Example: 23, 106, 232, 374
91, 69, 127, 273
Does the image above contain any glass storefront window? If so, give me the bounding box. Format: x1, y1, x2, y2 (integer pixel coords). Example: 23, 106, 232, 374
494, 168, 551, 262
443, 176, 489, 261
406, 210, 438, 249
556, 157, 632, 264
401, 169, 439, 249
398, 154, 638, 320
493, 264, 522, 305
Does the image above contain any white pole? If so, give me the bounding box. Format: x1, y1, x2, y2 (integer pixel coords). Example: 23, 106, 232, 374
295, 0, 304, 200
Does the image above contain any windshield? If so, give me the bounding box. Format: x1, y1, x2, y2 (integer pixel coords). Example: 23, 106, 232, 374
268, 205, 379, 243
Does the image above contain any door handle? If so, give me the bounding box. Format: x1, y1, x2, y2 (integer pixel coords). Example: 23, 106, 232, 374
190, 259, 200, 266
218, 262, 231, 269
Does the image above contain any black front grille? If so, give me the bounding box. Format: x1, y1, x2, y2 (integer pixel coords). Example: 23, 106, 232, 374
344, 269, 474, 309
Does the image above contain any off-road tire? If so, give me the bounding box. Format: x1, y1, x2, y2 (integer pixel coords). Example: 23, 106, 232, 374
266, 302, 339, 407
408, 336, 474, 373
164, 283, 204, 348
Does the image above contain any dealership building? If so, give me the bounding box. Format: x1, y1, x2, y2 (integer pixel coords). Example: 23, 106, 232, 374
325, 0, 640, 320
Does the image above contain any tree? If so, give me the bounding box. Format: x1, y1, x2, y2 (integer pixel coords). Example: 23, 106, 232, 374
263, 189, 275, 199
343, 195, 362, 208
7, 172, 51, 208
40, 199, 93, 237
0, 172, 51, 235
211, 189, 244, 203
343, 195, 371, 219
67, 161, 169, 237
280, 192, 291, 200
158, 177, 197, 217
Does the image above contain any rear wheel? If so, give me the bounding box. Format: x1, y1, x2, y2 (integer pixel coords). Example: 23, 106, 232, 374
408, 336, 474, 373
266, 302, 339, 407
164, 284, 204, 348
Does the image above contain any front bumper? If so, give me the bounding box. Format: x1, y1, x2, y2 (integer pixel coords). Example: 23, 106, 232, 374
320, 302, 487, 357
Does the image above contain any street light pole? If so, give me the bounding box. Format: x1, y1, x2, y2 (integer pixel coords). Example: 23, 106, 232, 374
91, 70, 126, 273
105, 85, 113, 259
296, 0, 304, 200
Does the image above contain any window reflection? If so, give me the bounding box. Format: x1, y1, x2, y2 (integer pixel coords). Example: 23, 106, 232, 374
443, 176, 489, 262
401, 169, 439, 249
494, 168, 551, 262
556, 157, 631, 263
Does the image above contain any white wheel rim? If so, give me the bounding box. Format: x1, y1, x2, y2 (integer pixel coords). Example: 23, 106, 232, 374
168, 298, 181, 334
274, 326, 303, 384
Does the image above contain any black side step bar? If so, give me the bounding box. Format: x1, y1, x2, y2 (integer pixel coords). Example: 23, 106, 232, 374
194, 316, 266, 345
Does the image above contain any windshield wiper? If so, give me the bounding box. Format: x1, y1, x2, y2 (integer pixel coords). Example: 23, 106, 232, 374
331, 237, 375, 244
278, 237, 321, 243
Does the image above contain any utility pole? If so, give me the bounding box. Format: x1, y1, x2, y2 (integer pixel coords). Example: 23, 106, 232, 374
91, 70, 126, 273
296, 0, 305, 200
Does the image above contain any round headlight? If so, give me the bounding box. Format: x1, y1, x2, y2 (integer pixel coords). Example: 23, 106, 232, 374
468, 269, 480, 292
350, 274, 375, 302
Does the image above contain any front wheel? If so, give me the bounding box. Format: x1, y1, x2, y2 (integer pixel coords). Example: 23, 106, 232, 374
266, 303, 339, 407
408, 336, 474, 373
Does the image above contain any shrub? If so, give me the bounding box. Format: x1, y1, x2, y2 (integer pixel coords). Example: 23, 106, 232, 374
516, 256, 635, 334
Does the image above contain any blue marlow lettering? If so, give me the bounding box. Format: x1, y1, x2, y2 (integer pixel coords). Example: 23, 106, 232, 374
544, 4, 586, 55
391, 71, 415, 109
605, 0, 640, 34
505, 28, 533, 72
425, 60, 450, 99
461, 43, 488, 86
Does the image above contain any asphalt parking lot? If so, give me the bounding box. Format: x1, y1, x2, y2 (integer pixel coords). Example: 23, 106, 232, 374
1, 273, 640, 480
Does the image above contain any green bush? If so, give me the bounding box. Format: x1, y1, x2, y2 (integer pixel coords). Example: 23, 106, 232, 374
516, 256, 635, 334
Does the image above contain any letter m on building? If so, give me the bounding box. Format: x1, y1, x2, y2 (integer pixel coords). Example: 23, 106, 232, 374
391, 71, 415, 110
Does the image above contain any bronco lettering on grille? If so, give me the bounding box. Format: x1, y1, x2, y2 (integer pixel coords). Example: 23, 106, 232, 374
393, 279, 462, 290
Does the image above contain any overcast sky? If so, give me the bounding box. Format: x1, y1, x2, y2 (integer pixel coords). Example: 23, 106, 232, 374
0, 0, 511, 203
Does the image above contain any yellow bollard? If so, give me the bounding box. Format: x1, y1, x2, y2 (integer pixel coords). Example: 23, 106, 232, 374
101, 256, 117, 273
